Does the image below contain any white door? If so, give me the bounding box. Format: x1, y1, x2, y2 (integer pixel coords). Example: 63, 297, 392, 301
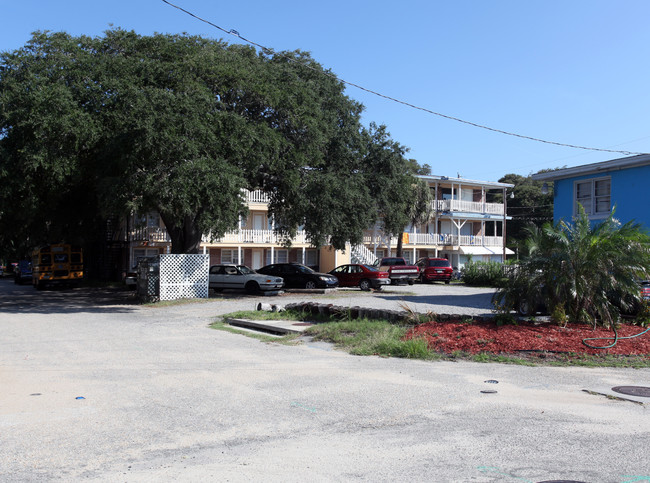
252, 250, 263, 269
253, 214, 265, 231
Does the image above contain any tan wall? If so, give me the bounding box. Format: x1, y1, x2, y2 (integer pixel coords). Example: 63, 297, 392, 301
319, 247, 350, 272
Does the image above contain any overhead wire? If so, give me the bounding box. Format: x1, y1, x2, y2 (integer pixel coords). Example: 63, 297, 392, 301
162, 0, 648, 157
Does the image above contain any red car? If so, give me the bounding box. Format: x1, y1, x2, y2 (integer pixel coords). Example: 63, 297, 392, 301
329, 264, 391, 291
416, 257, 453, 284
641, 281, 650, 301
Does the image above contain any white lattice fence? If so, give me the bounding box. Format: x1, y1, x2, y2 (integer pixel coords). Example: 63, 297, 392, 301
159, 254, 210, 301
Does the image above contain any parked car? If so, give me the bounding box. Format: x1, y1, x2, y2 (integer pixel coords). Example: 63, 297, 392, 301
373, 257, 419, 285
209, 264, 284, 293
416, 257, 453, 284
329, 264, 391, 291
14, 260, 32, 285
257, 263, 338, 289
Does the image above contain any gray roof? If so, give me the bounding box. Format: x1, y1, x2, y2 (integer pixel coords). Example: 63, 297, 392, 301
417, 175, 514, 189
531, 154, 650, 181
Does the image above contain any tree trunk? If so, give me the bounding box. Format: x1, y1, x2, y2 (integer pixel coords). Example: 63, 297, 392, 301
161, 214, 203, 254
396, 230, 404, 258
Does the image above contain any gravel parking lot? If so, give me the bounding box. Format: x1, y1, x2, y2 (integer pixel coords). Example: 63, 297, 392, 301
1, 278, 649, 482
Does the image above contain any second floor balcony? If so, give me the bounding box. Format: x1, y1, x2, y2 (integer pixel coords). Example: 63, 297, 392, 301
362, 233, 504, 248
129, 226, 171, 243
434, 199, 505, 215
203, 229, 307, 245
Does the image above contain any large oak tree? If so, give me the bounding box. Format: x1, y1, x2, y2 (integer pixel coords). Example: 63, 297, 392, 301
0, 30, 417, 256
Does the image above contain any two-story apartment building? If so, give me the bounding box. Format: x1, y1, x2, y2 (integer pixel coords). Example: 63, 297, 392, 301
121, 174, 514, 276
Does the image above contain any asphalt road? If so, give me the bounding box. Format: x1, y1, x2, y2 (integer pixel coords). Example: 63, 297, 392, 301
1, 278, 649, 482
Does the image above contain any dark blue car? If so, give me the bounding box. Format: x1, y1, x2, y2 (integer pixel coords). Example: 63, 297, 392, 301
14, 260, 32, 285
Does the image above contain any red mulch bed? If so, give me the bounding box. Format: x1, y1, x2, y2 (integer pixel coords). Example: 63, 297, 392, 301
404, 319, 650, 357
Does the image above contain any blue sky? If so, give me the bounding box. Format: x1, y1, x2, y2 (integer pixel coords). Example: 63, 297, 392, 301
2, 0, 649, 182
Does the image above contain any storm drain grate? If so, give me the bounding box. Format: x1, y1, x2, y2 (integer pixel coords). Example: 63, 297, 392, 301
611, 386, 650, 398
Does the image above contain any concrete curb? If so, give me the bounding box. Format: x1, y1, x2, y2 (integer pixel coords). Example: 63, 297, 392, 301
225, 317, 313, 335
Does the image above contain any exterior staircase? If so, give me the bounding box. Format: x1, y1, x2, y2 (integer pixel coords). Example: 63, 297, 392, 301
351, 244, 378, 266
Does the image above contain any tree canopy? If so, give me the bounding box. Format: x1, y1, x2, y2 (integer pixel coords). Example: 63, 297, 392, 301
0, 30, 419, 257
497, 172, 554, 253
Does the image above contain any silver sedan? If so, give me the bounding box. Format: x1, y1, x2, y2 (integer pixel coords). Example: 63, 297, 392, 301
209, 264, 284, 293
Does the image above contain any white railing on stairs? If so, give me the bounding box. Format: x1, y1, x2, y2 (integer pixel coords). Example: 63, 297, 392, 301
351, 244, 378, 265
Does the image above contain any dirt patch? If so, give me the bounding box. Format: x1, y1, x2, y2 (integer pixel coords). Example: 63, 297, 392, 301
405, 319, 650, 357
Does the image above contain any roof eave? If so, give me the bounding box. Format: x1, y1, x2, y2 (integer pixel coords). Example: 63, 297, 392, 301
531, 154, 650, 181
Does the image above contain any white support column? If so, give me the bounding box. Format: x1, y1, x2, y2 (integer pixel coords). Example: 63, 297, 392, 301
482, 186, 486, 213
238, 246, 242, 265
373, 223, 378, 256
412, 225, 417, 262
302, 246, 306, 265
271, 246, 275, 264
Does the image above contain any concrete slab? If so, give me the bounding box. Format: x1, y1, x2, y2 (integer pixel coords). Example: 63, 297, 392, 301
583, 387, 650, 405
225, 317, 314, 335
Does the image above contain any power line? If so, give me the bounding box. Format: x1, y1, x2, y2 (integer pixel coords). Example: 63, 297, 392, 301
161, 0, 648, 157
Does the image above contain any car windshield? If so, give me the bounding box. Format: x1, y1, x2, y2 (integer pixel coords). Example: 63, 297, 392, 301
429, 260, 451, 267
237, 266, 254, 274
362, 265, 379, 272
296, 265, 315, 274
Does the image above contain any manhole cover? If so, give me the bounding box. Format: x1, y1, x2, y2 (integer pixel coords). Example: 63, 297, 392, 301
611, 386, 650, 398
538, 480, 588, 483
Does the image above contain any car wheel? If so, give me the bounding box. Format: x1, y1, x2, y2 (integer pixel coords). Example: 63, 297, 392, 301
305, 281, 317, 289
359, 279, 371, 291
518, 299, 533, 316
245, 281, 260, 294
445, 280, 450, 285
408, 279, 414, 285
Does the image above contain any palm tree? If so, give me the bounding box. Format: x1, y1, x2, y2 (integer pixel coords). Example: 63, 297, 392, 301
495, 205, 650, 326
396, 178, 433, 258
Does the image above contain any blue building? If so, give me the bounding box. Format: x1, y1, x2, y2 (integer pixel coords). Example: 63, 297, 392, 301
532, 154, 650, 230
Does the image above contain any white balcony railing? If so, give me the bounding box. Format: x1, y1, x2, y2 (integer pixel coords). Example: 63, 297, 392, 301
434, 199, 504, 215
245, 189, 270, 204
363, 233, 503, 247
203, 229, 307, 245
129, 226, 171, 243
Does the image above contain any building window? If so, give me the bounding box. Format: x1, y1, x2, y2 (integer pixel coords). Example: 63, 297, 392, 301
305, 249, 318, 267
132, 248, 159, 268
574, 177, 611, 218
221, 249, 238, 264
266, 249, 288, 265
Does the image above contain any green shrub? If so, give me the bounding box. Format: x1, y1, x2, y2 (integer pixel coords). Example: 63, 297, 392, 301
461, 261, 507, 287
